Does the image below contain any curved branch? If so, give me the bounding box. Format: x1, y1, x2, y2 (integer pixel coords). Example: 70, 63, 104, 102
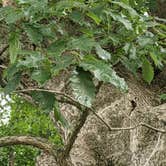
15, 89, 166, 133
63, 108, 89, 158
0, 136, 57, 157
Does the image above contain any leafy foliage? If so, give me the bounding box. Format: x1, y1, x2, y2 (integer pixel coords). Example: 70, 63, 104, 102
0, 96, 62, 165
0, 0, 165, 164
0, 1, 165, 97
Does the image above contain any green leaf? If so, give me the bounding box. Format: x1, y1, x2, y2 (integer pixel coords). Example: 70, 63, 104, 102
142, 58, 154, 84
80, 55, 128, 92
107, 12, 133, 30
121, 56, 141, 75
17, 54, 44, 68
112, 1, 138, 17
95, 44, 111, 61
149, 52, 161, 67
52, 55, 76, 75
137, 36, 153, 47
0, 7, 24, 24
87, 12, 101, 25
31, 91, 55, 110
70, 10, 84, 25
31, 67, 51, 85
47, 40, 67, 56
9, 32, 20, 64
4, 72, 21, 94
160, 94, 166, 100
70, 68, 96, 107
4, 63, 19, 79
68, 35, 95, 52
54, 101, 69, 128
23, 24, 43, 44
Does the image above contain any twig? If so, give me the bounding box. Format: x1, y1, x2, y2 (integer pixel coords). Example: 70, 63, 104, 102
15, 88, 76, 104
15, 88, 166, 134
143, 133, 162, 166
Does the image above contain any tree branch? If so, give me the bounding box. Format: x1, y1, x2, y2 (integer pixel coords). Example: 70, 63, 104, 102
63, 108, 89, 158
15, 88, 166, 133
0, 136, 57, 157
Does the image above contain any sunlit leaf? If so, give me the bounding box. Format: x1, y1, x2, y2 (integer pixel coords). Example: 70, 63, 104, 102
87, 12, 101, 25
17, 54, 44, 68
80, 55, 128, 92
107, 12, 133, 30
112, 1, 139, 17
95, 44, 111, 61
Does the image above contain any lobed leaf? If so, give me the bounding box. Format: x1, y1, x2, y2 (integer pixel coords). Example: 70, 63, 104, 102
70, 68, 96, 107
80, 55, 128, 92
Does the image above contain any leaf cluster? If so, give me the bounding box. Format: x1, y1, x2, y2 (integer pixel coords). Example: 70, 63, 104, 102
0, 0, 165, 152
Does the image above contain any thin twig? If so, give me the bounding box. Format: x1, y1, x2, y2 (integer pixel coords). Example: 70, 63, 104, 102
143, 133, 162, 166
15, 88, 166, 134
16, 88, 76, 104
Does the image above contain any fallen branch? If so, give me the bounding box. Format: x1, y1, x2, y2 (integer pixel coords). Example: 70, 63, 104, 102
0, 136, 57, 157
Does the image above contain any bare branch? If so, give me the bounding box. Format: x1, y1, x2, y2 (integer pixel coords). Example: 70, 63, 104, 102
15, 88, 76, 104
15, 88, 166, 134
0, 136, 57, 157
63, 108, 89, 158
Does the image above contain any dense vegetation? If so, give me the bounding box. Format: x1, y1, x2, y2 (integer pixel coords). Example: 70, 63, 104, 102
0, 0, 165, 165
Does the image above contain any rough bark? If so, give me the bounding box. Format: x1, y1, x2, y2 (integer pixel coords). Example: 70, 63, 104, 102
156, 0, 166, 18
